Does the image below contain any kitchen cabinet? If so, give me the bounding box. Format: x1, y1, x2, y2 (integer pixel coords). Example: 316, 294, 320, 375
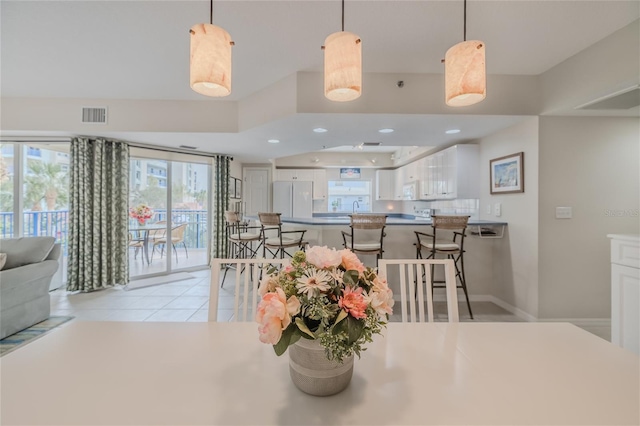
394, 168, 405, 200
403, 161, 418, 182
312, 169, 327, 200
275, 169, 314, 181
418, 144, 479, 200
608, 234, 640, 355
275, 169, 326, 200
375, 170, 396, 200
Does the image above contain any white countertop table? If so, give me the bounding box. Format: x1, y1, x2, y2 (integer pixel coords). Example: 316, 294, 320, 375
1, 321, 638, 425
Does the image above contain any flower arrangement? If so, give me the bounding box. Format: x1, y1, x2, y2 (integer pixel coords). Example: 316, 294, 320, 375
256, 246, 394, 362
129, 204, 154, 225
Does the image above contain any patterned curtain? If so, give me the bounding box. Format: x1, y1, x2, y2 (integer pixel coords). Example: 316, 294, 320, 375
211, 155, 231, 259
67, 137, 129, 292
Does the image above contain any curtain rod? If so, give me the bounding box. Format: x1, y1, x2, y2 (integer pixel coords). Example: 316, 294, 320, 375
0, 136, 233, 161
126, 141, 233, 161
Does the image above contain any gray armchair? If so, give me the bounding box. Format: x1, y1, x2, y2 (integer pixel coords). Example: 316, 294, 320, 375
0, 237, 61, 339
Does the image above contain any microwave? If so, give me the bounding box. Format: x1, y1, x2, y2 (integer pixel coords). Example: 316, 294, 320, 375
402, 181, 418, 200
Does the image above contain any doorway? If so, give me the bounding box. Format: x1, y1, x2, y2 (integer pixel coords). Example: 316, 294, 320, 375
243, 167, 270, 217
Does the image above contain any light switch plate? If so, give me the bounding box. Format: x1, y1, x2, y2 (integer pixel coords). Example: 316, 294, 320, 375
494, 203, 502, 217
556, 207, 572, 219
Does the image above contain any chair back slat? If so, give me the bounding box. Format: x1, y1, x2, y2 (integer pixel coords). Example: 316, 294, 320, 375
209, 258, 287, 322
378, 259, 459, 323
258, 212, 282, 226
225, 211, 241, 224
432, 215, 469, 230
350, 214, 387, 229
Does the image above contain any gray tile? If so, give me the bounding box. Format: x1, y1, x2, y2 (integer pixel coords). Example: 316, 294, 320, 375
163, 296, 209, 309
126, 296, 176, 310
145, 309, 198, 322
183, 285, 210, 297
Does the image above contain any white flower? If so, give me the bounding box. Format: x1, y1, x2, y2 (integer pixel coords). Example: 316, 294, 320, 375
305, 246, 343, 269
296, 268, 332, 296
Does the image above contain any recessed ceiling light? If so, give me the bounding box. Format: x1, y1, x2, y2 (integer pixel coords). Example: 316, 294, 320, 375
313, 128, 328, 133
378, 128, 394, 134
445, 129, 461, 134
267, 139, 280, 144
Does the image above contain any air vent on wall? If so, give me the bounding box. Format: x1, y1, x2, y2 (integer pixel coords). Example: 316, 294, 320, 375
363, 142, 382, 146
179, 145, 198, 150
81, 107, 108, 124
575, 86, 640, 110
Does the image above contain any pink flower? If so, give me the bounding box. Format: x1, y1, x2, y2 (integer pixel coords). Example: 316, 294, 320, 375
256, 288, 300, 345
339, 249, 366, 275
368, 274, 394, 318
258, 274, 280, 297
305, 246, 343, 269
339, 286, 367, 319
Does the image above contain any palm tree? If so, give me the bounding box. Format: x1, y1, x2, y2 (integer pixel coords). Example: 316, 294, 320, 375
24, 161, 68, 211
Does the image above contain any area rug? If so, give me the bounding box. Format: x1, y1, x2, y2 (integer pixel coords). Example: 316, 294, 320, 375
0, 316, 75, 357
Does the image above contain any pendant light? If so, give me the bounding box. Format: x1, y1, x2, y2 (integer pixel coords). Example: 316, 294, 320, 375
190, 0, 234, 97
443, 0, 486, 107
322, 0, 362, 102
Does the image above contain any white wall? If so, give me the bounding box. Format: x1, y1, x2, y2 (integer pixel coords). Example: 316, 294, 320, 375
540, 20, 640, 116
477, 118, 540, 318
538, 116, 640, 319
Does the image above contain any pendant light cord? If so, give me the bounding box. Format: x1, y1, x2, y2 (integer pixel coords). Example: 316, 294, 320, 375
210, 0, 213, 24
341, 0, 345, 31
463, 0, 467, 41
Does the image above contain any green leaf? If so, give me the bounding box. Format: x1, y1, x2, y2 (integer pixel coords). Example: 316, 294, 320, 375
295, 317, 315, 338
334, 309, 348, 326
343, 270, 359, 286
273, 324, 297, 356
345, 316, 364, 345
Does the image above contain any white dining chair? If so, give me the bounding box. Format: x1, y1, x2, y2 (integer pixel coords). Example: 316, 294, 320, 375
209, 258, 287, 322
378, 259, 459, 323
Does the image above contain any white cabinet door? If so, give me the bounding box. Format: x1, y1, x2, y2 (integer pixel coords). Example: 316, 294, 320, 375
394, 167, 405, 200
275, 169, 314, 181
404, 161, 418, 182
312, 169, 327, 200
276, 170, 296, 181
375, 170, 396, 200
294, 170, 314, 181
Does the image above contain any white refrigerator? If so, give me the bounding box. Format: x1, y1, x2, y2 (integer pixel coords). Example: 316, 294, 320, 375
272, 181, 313, 218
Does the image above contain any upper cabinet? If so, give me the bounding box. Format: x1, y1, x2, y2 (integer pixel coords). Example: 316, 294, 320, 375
275, 169, 326, 200
375, 170, 397, 200
275, 169, 314, 181
312, 169, 327, 200
418, 145, 479, 200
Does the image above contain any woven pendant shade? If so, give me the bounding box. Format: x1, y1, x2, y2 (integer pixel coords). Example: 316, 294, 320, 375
324, 31, 362, 102
444, 40, 486, 107
190, 23, 232, 97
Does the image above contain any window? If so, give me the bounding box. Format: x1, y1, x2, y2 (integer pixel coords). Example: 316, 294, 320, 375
327, 181, 371, 213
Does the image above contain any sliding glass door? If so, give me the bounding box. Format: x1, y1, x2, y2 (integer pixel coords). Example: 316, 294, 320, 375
128, 153, 210, 278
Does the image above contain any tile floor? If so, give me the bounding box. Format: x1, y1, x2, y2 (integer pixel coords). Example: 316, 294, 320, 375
51, 269, 522, 324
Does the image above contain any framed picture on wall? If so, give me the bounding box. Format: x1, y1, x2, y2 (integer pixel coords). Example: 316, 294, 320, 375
229, 177, 237, 198
490, 152, 524, 194
235, 178, 242, 199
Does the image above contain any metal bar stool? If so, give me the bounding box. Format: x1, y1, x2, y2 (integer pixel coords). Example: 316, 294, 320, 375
414, 215, 473, 319
341, 214, 387, 265
258, 212, 307, 259
221, 211, 263, 287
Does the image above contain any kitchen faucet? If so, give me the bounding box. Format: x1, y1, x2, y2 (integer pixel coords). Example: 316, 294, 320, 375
352, 200, 360, 213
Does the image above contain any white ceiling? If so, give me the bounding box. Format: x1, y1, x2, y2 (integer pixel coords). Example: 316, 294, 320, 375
2, 1, 638, 162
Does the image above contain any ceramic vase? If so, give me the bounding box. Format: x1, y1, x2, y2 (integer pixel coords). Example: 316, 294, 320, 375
288, 338, 354, 396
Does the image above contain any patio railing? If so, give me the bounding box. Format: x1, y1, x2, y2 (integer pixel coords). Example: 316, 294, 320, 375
0, 209, 209, 253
